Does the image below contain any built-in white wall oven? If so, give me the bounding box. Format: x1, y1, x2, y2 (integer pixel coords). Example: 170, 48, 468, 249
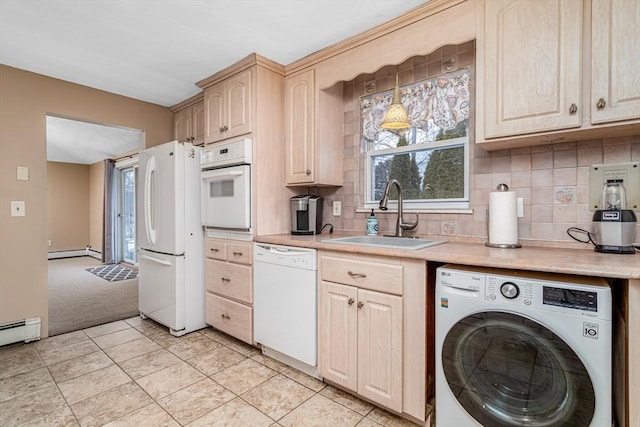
201, 138, 252, 232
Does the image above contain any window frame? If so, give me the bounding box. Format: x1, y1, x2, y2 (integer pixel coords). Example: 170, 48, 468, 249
363, 134, 470, 211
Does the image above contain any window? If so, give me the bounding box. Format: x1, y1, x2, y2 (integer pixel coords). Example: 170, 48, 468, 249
361, 68, 470, 210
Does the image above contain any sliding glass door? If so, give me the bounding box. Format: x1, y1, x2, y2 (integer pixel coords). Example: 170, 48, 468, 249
117, 165, 137, 264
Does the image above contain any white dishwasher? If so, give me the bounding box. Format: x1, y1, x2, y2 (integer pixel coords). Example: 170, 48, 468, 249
253, 243, 318, 375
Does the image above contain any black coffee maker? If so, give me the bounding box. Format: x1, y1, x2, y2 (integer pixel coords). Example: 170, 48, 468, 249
290, 195, 323, 235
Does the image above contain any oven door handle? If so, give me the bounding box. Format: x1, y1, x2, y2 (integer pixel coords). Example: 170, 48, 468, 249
201, 169, 244, 180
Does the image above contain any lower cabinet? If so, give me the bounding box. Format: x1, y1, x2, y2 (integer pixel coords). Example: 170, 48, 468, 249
204, 237, 254, 344
320, 281, 403, 412
318, 250, 427, 421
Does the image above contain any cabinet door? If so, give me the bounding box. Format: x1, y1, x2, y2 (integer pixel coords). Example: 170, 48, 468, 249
191, 101, 205, 145
483, 0, 582, 138
591, 0, 640, 124
204, 82, 225, 143
173, 108, 192, 143
319, 281, 358, 392
357, 289, 403, 412
285, 69, 315, 185
225, 69, 252, 140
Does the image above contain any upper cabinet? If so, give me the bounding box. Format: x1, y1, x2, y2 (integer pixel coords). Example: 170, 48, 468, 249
171, 95, 205, 145
203, 69, 252, 144
477, 0, 640, 149
591, 0, 640, 124
284, 68, 343, 186
482, 0, 582, 138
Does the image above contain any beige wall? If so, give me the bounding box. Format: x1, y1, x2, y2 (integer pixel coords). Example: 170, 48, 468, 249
0, 64, 173, 336
89, 161, 104, 252
318, 45, 640, 248
47, 162, 90, 251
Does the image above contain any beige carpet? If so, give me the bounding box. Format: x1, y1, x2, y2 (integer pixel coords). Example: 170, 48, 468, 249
48, 257, 138, 336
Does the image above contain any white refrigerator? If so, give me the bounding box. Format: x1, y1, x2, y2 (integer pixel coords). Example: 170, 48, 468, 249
137, 140, 205, 336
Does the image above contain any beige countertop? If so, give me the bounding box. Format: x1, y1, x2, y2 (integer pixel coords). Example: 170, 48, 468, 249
254, 233, 640, 280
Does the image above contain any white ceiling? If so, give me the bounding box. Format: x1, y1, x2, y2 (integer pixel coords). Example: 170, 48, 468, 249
46, 116, 143, 165
0, 0, 427, 163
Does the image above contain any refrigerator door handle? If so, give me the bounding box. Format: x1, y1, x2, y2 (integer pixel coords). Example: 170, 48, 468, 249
144, 156, 157, 245
140, 254, 172, 266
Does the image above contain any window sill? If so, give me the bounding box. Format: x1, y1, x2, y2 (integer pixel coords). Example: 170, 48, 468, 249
356, 207, 474, 215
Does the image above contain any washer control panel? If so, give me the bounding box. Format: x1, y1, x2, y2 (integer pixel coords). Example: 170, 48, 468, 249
437, 266, 611, 319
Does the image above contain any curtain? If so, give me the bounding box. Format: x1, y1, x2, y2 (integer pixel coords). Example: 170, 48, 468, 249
102, 159, 116, 264
361, 68, 471, 142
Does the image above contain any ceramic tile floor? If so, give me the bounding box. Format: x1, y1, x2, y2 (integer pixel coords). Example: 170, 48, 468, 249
0, 317, 419, 426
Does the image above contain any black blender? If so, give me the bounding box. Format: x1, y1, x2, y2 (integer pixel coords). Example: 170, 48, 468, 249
592, 179, 637, 254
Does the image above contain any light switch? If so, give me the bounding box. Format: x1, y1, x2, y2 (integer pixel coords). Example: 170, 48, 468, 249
17, 166, 29, 181
11, 201, 26, 217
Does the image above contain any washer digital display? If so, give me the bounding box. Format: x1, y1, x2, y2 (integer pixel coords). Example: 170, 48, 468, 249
542, 286, 597, 312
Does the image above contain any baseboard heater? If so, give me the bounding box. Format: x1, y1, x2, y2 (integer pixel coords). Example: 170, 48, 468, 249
0, 317, 41, 347
48, 248, 101, 260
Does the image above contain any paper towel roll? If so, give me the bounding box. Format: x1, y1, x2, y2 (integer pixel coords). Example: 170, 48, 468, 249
488, 190, 519, 246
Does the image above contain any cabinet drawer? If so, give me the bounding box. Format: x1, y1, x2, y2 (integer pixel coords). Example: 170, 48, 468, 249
206, 293, 253, 344
226, 241, 253, 265
206, 259, 252, 303
206, 239, 226, 261
320, 255, 403, 295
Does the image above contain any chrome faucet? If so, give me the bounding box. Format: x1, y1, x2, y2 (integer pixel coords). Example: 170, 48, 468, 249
379, 179, 418, 237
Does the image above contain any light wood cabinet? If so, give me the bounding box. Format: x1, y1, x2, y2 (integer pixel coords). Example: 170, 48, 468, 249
204, 237, 254, 344
284, 69, 343, 186
482, 0, 582, 138
320, 281, 403, 412
318, 251, 427, 420
203, 69, 252, 143
171, 96, 205, 145
477, 0, 640, 150
591, 0, 640, 124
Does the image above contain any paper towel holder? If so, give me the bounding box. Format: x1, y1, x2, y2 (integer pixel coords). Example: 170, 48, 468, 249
485, 183, 522, 249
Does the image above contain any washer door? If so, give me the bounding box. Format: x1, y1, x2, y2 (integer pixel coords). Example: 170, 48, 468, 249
442, 311, 595, 426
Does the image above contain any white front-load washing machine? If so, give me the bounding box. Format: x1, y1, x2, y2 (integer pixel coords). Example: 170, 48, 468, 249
435, 265, 612, 427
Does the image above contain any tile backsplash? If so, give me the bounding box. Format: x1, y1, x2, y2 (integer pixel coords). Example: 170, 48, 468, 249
313, 42, 640, 248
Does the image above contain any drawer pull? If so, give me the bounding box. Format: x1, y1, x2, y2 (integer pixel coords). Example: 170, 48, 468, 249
232, 251, 243, 256
348, 298, 355, 306
221, 314, 231, 320
347, 271, 367, 278
357, 301, 364, 309
221, 277, 231, 282
210, 248, 219, 252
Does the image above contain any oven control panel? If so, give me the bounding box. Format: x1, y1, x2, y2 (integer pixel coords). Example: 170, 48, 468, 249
201, 138, 252, 168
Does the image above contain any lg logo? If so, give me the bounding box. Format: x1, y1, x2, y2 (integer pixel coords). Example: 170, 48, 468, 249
583, 322, 599, 339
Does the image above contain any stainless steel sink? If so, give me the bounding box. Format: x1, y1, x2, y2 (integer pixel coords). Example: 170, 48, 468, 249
322, 235, 446, 250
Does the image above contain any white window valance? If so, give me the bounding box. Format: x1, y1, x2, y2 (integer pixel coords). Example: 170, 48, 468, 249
361, 68, 471, 142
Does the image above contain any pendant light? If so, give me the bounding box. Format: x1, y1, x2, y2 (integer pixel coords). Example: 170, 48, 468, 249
380, 74, 411, 130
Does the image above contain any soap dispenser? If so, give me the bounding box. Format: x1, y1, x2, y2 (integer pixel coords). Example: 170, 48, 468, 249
366, 209, 379, 236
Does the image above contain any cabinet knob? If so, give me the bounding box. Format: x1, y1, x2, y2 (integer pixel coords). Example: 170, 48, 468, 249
569, 103, 577, 114
357, 301, 364, 309
347, 270, 367, 278
221, 314, 230, 320
348, 298, 355, 306
596, 98, 606, 109
305, 169, 311, 176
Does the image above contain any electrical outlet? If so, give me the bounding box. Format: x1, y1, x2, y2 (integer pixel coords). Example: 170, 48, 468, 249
333, 201, 342, 216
